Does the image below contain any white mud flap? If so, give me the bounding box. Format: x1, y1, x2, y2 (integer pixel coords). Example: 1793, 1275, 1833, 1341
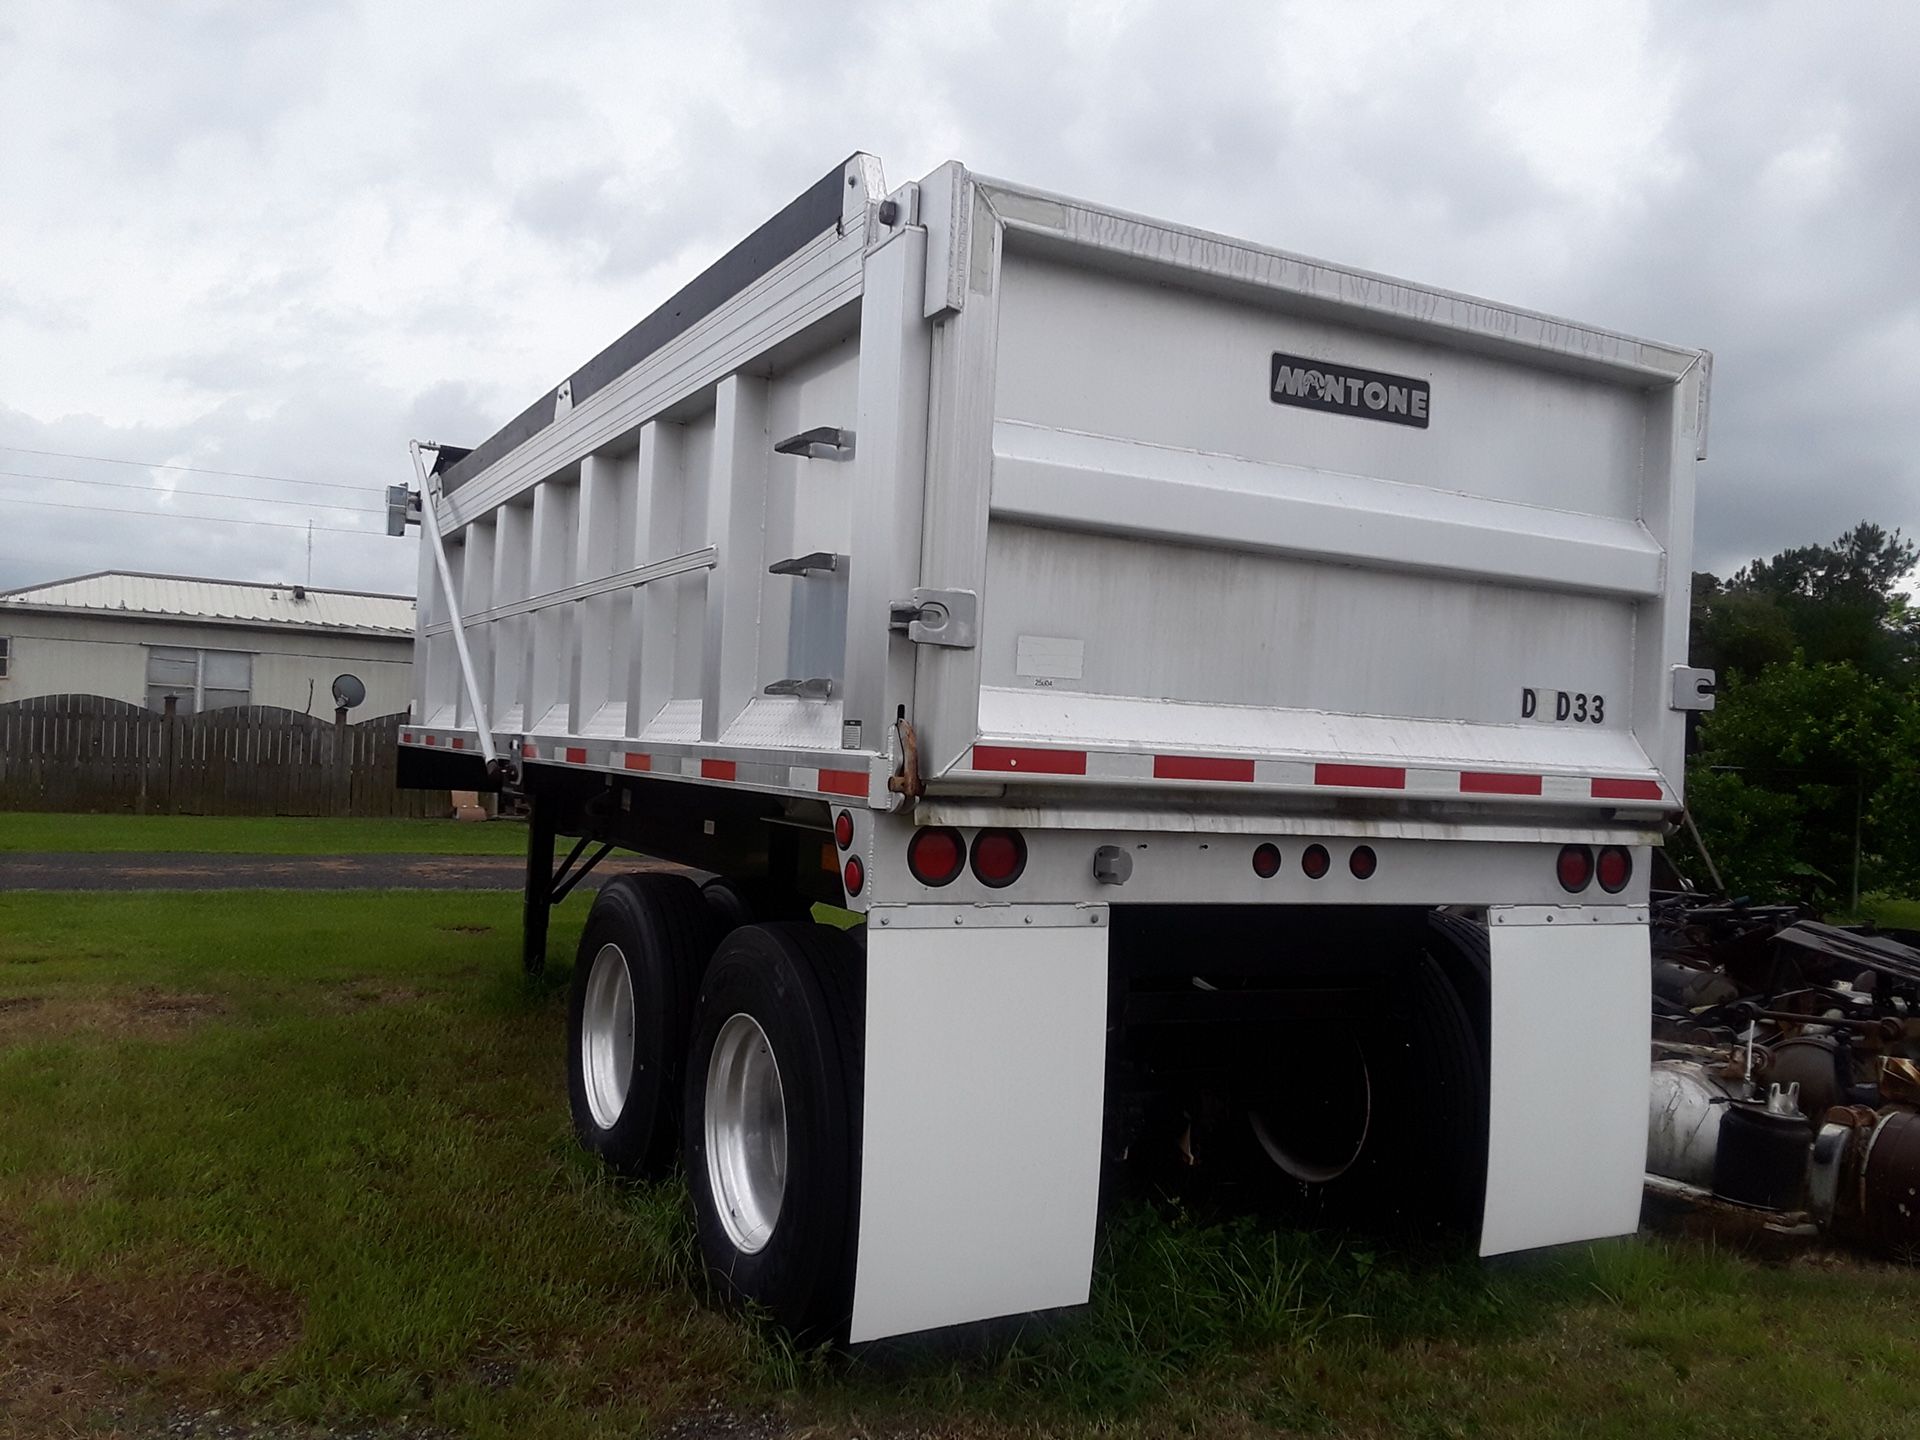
850, 906, 1109, 1343
1480, 906, 1651, 1256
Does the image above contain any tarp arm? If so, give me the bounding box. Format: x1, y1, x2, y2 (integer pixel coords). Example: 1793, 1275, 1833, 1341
409, 439, 506, 776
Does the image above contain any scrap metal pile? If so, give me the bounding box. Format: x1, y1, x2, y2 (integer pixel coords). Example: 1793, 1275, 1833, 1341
1647, 894, 1920, 1260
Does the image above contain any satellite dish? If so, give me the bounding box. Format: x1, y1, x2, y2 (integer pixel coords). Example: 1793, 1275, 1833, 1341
331, 673, 367, 710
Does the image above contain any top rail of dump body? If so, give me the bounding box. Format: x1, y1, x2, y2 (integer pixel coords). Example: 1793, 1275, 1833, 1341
406, 153, 1711, 841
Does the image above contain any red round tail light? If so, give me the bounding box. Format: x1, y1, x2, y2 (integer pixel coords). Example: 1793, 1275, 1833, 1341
1252, 842, 1282, 879
1596, 846, 1633, 893
1557, 845, 1594, 893
1349, 845, 1377, 880
907, 827, 966, 887
969, 828, 1027, 888
833, 810, 854, 850
842, 854, 865, 897
1301, 844, 1330, 880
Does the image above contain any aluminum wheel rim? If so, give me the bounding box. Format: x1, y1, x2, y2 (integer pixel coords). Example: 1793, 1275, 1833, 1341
1249, 1041, 1373, 1184
582, 942, 636, 1130
704, 1012, 788, 1255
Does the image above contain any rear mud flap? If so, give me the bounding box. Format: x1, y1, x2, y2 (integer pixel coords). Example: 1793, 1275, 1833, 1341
850, 907, 1109, 1343
1480, 908, 1650, 1256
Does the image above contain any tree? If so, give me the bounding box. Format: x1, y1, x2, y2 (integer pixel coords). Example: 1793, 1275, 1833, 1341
1683, 656, 1901, 906
1692, 522, 1919, 683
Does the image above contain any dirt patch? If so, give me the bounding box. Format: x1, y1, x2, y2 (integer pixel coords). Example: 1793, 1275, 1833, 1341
0, 989, 225, 1042
328, 982, 428, 1012
0, 1264, 300, 1434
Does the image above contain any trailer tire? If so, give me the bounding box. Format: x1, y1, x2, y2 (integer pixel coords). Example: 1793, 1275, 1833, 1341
1231, 946, 1487, 1236
567, 874, 715, 1178
684, 922, 864, 1339
702, 876, 812, 935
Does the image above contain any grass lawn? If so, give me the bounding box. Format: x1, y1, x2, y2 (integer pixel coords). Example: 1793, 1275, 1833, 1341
0, 812, 528, 856
1861, 895, 1920, 930
3, 891, 1919, 1438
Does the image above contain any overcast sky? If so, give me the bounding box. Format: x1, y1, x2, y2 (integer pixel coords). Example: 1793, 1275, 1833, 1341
1, 0, 1914, 598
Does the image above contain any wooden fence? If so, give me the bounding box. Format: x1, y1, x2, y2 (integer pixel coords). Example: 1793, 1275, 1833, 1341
0, 694, 449, 818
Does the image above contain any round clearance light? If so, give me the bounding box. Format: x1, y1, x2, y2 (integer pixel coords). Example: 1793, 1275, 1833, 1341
1301, 844, 1331, 880
1597, 846, 1633, 894
970, 828, 1027, 889
1557, 844, 1594, 893
1252, 842, 1282, 879
834, 810, 854, 850
1349, 845, 1378, 880
842, 854, 865, 898
907, 827, 966, 887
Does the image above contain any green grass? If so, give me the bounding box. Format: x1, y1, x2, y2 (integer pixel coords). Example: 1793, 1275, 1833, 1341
0, 811, 528, 855
3, 890, 1919, 1438
1860, 895, 1920, 930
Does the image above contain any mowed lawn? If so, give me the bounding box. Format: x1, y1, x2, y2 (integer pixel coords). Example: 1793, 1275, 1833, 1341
2, 891, 1918, 1439
0, 812, 528, 855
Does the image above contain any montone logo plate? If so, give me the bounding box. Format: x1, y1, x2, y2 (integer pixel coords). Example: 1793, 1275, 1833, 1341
1270, 353, 1430, 428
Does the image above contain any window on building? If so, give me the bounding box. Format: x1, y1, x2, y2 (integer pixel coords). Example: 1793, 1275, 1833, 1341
0, 635, 10, 680
145, 646, 253, 713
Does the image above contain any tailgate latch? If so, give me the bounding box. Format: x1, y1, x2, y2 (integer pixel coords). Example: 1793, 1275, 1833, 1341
889, 588, 977, 648
1670, 666, 1716, 711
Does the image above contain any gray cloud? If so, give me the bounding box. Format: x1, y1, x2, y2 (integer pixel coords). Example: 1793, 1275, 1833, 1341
1, 0, 1915, 601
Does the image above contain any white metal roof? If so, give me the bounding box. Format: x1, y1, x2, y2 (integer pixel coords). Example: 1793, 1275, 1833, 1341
0, 570, 415, 635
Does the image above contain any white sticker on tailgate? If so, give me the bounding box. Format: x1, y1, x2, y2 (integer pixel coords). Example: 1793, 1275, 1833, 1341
1017, 635, 1085, 685
1521, 687, 1607, 724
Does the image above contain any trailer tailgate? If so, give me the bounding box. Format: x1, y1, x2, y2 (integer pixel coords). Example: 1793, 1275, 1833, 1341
921, 177, 1708, 813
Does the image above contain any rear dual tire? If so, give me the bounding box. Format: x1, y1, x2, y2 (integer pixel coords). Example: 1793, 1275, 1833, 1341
684, 922, 865, 1339
566, 874, 716, 1177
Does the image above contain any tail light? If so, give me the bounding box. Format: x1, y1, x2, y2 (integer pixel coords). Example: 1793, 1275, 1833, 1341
1301, 844, 1330, 880
1557, 845, 1594, 893
1597, 846, 1633, 893
970, 828, 1027, 888
834, 810, 854, 850
1252, 843, 1282, 878
842, 854, 865, 897
1349, 845, 1377, 880
907, 827, 966, 886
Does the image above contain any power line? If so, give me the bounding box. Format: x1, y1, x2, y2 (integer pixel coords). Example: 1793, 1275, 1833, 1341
0, 467, 382, 515
0, 493, 384, 536
0, 442, 379, 495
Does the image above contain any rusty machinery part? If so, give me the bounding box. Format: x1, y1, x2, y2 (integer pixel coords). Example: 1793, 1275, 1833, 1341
886, 716, 924, 801
1761, 1035, 1853, 1119
1828, 1109, 1920, 1259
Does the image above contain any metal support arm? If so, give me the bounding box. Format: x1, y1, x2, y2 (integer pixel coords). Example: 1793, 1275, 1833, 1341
409, 440, 507, 777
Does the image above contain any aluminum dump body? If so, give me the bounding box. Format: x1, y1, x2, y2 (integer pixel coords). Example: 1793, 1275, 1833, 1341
405, 153, 1709, 831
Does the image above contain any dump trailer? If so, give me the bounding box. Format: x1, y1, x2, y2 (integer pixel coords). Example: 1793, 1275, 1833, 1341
397, 153, 1714, 1344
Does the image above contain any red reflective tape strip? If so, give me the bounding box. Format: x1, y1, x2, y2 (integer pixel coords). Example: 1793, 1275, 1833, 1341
424, 735, 437, 747
1154, 754, 1255, 782
1314, 763, 1405, 790
401, 732, 414, 743
565, 747, 588, 765
701, 759, 737, 781
972, 745, 1087, 775
1592, 777, 1663, 801
451, 737, 465, 750
819, 768, 866, 796
523, 743, 537, 758
1460, 771, 1542, 796
623, 752, 651, 771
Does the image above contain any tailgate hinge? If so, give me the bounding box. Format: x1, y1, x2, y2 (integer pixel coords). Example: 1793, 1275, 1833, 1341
1670, 666, 1716, 712
889, 588, 977, 648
